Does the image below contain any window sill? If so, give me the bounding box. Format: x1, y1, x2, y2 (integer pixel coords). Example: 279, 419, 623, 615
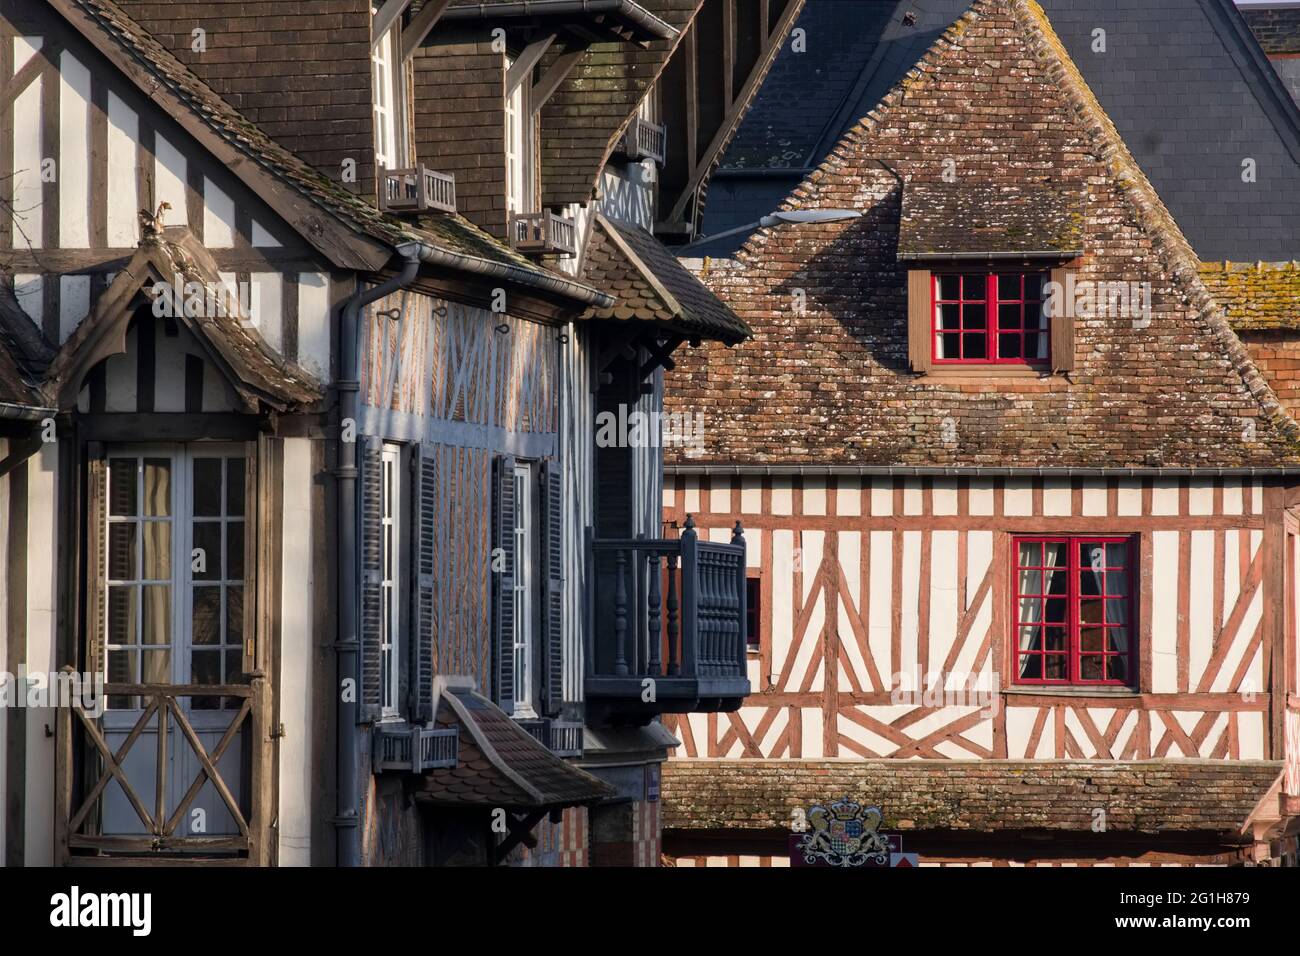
920, 365, 1057, 380
1003, 685, 1140, 698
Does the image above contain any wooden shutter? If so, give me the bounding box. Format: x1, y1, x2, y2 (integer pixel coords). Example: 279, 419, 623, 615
1050, 267, 1075, 373
541, 458, 564, 716
411, 445, 437, 723
84, 442, 108, 677
491, 454, 517, 713
358, 437, 383, 723
907, 268, 933, 373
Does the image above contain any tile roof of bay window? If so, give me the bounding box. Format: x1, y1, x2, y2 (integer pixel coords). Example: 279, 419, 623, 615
581, 215, 751, 343
897, 181, 1085, 260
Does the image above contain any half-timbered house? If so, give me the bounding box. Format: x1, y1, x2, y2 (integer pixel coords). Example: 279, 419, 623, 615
660, 0, 1300, 866
0, 0, 783, 867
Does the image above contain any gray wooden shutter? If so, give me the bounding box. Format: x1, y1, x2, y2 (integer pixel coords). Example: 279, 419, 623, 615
492, 454, 517, 713
359, 437, 383, 723
907, 268, 933, 373
1049, 266, 1075, 373
541, 458, 564, 716
411, 445, 437, 723
84, 442, 108, 678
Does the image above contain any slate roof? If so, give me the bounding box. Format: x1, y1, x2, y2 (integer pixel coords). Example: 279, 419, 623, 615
417, 686, 615, 809
581, 214, 751, 342
693, 0, 1300, 261
45, 226, 322, 411
897, 181, 1085, 259
662, 760, 1283, 835
57, 0, 601, 299
664, 0, 1300, 469
1200, 259, 1300, 330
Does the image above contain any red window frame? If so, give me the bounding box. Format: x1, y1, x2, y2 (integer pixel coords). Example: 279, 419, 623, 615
745, 576, 761, 649
932, 272, 1050, 365
1011, 535, 1137, 687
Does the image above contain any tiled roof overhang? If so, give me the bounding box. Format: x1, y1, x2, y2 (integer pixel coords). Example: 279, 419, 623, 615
897, 180, 1085, 261
416, 682, 616, 809
580, 214, 751, 343
662, 759, 1285, 835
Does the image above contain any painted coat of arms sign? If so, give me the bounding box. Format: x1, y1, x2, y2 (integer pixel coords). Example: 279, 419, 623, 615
793, 798, 893, 867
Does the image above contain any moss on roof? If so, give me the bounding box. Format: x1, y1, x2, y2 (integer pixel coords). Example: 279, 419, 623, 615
1199, 260, 1300, 331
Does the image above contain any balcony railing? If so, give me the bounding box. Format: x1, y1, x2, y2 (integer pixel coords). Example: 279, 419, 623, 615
510, 210, 578, 258
586, 517, 749, 722
374, 723, 459, 773
54, 670, 271, 865
618, 116, 667, 165
379, 165, 457, 215
517, 718, 584, 758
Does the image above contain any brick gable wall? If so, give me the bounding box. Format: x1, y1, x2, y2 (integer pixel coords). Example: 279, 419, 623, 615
665, 0, 1300, 468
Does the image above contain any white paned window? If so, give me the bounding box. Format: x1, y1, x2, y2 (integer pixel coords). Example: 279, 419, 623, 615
505, 61, 532, 216
104, 446, 247, 711
371, 7, 401, 172
381, 443, 402, 717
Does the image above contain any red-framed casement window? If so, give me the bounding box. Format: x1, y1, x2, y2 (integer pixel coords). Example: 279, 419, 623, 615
1012, 536, 1136, 686
933, 272, 1049, 365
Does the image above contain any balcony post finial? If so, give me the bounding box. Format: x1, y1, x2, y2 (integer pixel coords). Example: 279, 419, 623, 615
683, 514, 697, 540
731, 520, 746, 548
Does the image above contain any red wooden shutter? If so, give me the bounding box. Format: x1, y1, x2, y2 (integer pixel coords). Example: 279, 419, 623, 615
1050, 267, 1075, 373
907, 269, 933, 373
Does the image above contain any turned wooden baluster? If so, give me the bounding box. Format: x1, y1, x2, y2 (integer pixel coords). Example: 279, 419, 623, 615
647, 551, 663, 675
732, 521, 747, 672
614, 547, 629, 676
666, 552, 680, 676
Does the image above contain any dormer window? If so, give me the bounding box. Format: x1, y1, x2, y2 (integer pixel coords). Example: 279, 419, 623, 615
932, 272, 1049, 364
371, 5, 406, 172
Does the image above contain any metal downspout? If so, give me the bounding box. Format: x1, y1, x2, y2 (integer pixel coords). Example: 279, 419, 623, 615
334, 246, 421, 867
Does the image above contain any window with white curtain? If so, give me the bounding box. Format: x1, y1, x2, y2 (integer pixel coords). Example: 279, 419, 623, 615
1014, 536, 1133, 686
371, 5, 403, 172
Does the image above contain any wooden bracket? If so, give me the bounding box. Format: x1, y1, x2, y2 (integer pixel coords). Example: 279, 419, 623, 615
595, 326, 644, 381
638, 334, 684, 379
400, 0, 454, 62
507, 34, 557, 96
492, 810, 547, 864
531, 41, 591, 113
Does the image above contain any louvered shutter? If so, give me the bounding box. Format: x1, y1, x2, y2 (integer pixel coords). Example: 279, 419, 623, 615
907, 269, 933, 373
541, 458, 564, 716
358, 437, 383, 723
492, 454, 517, 713
411, 444, 437, 722
1049, 267, 1076, 373
84, 443, 108, 678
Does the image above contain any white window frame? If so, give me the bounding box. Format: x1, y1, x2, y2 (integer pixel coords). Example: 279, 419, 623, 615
380, 443, 403, 719
371, 9, 403, 172
103, 444, 247, 713
505, 61, 533, 216
512, 461, 536, 717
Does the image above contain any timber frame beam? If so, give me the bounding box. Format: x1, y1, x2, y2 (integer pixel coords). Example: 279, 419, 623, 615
658, 0, 806, 233
400, 0, 454, 62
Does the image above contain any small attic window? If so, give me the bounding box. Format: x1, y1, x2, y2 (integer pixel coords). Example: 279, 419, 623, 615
933, 272, 1049, 364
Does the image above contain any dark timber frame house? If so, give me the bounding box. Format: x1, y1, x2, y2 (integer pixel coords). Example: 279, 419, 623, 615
0, 0, 799, 867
